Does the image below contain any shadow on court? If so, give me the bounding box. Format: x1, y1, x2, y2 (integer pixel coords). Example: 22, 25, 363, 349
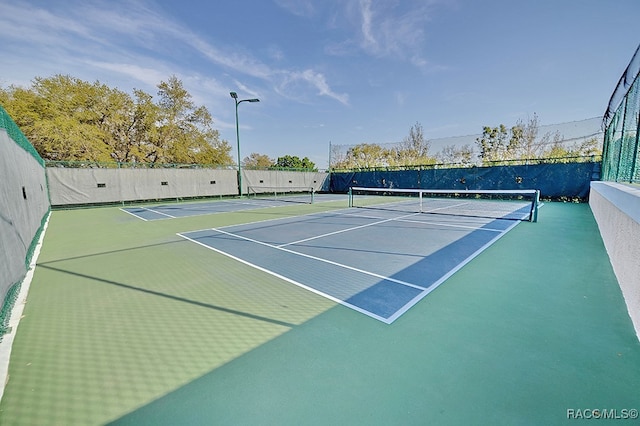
37, 264, 297, 328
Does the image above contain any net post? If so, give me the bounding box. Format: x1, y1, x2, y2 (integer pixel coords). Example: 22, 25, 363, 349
419, 190, 423, 213
310, 187, 315, 204
348, 187, 353, 207
530, 190, 540, 222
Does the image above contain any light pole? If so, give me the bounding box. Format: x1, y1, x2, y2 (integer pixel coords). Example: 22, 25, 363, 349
230, 91, 260, 197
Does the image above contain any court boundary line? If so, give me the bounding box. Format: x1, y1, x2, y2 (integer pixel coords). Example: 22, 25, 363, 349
342, 212, 508, 233
187, 227, 426, 291
178, 232, 393, 323
142, 207, 176, 218
385, 219, 522, 323
119, 200, 277, 221
177, 210, 522, 323
119, 206, 175, 220
119, 208, 150, 221
277, 212, 422, 248
177, 206, 511, 244
120, 195, 346, 221
177, 206, 527, 323
174, 206, 368, 237
392, 217, 507, 232
0, 212, 51, 402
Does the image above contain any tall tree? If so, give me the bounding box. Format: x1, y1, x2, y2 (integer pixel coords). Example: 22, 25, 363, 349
274, 155, 316, 170
2, 75, 114, 161
476, 124, 512, 164
154, 75, 231, 165
437, 144, 474, 165
392, 121, 434, 166
509, 113, 542, 160
0, 74, 233, 166
475, 114, 601, 163
345, 143, 389, 169
243, 152, 274, 168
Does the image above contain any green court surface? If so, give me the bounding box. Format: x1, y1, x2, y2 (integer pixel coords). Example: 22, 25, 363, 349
0, 201, 638, 425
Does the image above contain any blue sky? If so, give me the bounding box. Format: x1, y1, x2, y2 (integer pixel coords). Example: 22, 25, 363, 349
1, 0, 639, 168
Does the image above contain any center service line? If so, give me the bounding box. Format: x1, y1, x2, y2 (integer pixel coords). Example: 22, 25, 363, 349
196, 226, 426, 291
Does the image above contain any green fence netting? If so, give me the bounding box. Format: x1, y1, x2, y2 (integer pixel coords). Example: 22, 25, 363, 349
602, 43, 640, 183
0, 105, 45, 168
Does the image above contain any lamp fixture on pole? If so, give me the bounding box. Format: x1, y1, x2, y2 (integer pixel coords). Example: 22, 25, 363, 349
230, 91, 260, 197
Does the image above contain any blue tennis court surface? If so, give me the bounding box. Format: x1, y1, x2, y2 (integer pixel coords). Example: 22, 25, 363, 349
179, 206, 525, 323
121, 193, 346, 221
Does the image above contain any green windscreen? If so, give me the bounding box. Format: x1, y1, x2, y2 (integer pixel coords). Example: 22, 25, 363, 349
0, 105, 50, 339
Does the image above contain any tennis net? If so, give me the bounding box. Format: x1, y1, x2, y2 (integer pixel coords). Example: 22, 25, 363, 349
247, 185, 315, 204
348, 187, 540, 222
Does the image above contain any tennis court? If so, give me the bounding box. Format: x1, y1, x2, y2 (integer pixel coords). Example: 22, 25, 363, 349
121, 193, 346, 221
1, 198, 639, 425
2, 136, 636, 425
179, 198, 529, 323
4, 35, 640, 425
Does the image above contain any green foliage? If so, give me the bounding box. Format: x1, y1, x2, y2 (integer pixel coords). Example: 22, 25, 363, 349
476, 114, 602, 165
0, 74, 232, 166
273, 155, 316, 171
390, 122, 435, 166
331, 121, 436, 169
476, 124, 515, 164
243, 152, 275, 168
345, 143, 390, 168
437, 144, 474, 165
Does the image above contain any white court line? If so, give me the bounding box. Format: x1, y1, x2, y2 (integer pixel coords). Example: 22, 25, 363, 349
121, 206, 175, 219
278, 212, 422, 248
178, 232, 392, 323
340, 210, 506, 233
188, 227, 426, 291
120, 198, 285, 221
178, 204, 529, 324
385, 219, 522, 323
119, 208, 149, 221
0, 212, 51, 401
423, 201, 470, 213
141, 207, 176, 218
392, 217, 506, 232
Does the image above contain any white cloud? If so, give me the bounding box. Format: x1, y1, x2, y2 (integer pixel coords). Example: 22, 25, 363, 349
273, 0, 316, 17
0, 0, 350, 107
85, 61, 169, 89
267, 45, 286, 62
322, 0, 442, 72
356, 0, 431, 57
232, 80, 262, 100
277, 70, 349, 105
359, 0, 377, 50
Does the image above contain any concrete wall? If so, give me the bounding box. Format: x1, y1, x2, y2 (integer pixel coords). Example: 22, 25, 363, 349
589, 181, 640, 338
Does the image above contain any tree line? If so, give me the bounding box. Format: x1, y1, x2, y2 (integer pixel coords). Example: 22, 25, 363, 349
330, 115, 601, 170
330, 122, 473, 169
475, 114, 601, 165
1, 75, 599, 171
242, 153, 317, 171
1, 74, 319, 170
1, 75, 233, 166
